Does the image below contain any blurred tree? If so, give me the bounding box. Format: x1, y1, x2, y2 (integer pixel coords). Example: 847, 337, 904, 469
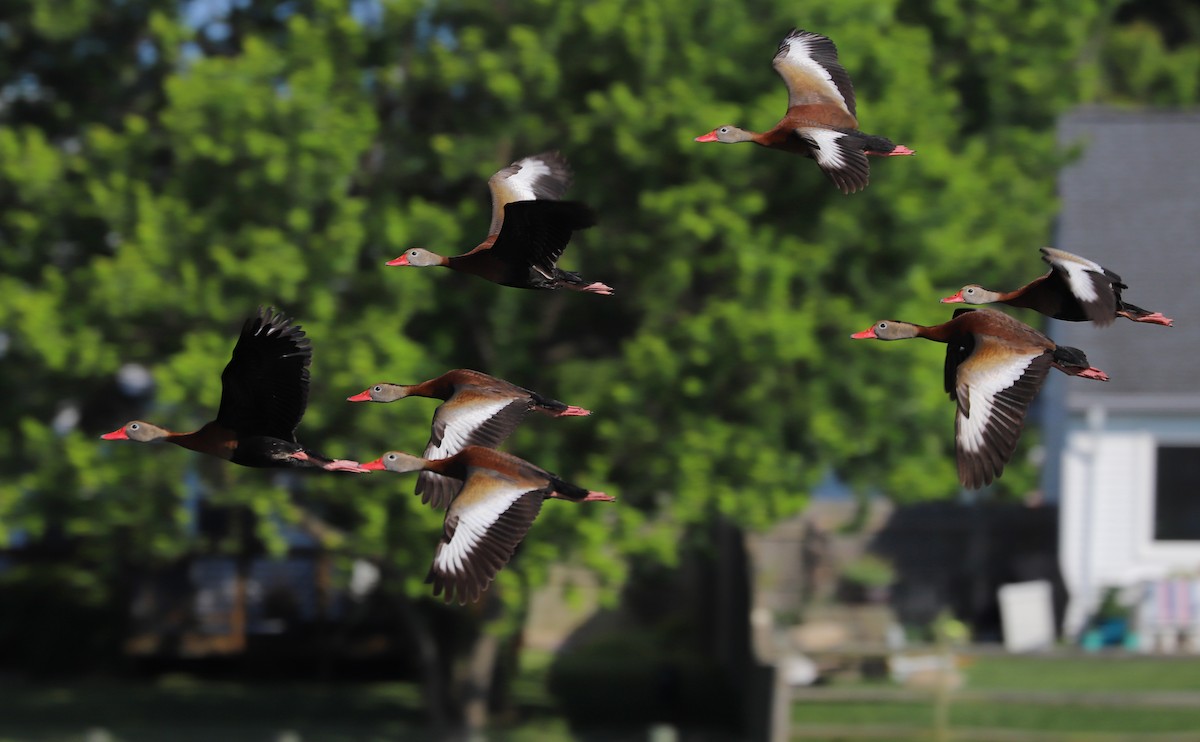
0, 0, 1195, 729
1095, 0, 1200, 104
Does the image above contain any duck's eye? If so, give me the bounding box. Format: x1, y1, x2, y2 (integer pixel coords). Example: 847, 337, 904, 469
409, 249, 419, 257
129, 423, 140, 430
965, 288, 975, 295
373, 386, 382, 393
719, 127, 729, 134
386, 453, 397, 461
877, 322, 888, 330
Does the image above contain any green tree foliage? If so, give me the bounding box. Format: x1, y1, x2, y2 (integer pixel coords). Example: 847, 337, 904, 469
1095, 0, 1200, 103
0, 0, 1194, 677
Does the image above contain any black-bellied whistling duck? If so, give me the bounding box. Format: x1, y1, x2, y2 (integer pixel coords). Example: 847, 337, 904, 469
362, 446, 614, 604
347, 369, 591, 508
694, 28, 913, 194
941, 247, 1174, 327
101, 308, 367, 472
851, 308, 1108, 489
386, 151, 612, 294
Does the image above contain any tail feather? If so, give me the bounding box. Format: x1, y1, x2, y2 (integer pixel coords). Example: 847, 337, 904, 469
1053, 346, 1108, 381
554, 270, 614, 295
530, 391, 592, 416
861, 135, 914, 156
548, 476, 591, 501
1052, 345, 1091, 369
529, 391, 568, 414
1118, 301, 1174, 326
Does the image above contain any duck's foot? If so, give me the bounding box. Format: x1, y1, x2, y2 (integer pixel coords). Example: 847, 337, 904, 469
1074, 367, 1110, 382
557, 405, 592, 417
579, 281, 614, 296
1124, 311, 1174, 327
326, 459, 370, 473
291, 451, 371, 472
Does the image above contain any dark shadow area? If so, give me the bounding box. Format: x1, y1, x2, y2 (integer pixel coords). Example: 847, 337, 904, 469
870, 501, 1068, 641
546, 519, 755, 740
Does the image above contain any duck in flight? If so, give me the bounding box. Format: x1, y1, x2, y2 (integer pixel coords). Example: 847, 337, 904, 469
362, 446, 614, 604
852, 308, 1106, 489
386, 151, 612, 293
941, 247, 1173, 327
695, 28, 913, 194
348, 369, 591, 508
101, 308, 367, 472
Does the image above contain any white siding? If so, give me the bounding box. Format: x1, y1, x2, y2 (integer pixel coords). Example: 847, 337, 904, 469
1060, 424, 1200, 636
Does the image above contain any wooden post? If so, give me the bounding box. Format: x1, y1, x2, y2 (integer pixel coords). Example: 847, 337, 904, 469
745, 661, 790, 742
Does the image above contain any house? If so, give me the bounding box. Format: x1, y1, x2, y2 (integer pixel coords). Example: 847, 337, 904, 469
1045, 107, 1200, 640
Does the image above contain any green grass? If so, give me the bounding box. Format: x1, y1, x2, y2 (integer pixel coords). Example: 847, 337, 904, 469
793, 653, 1200, 739
793, 700, 1200, 734
0, 651, 575, 742
4, 652, 1200, 741
0, 678, 430, 742
963, 654, 1200, 692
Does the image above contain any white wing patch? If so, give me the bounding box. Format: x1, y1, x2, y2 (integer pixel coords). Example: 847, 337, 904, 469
425, 398, 515, 460
1048, 254, 1105, 304
433, 482, 530, 577
500, 156, 555, 203
777, 33, 845, 107
956, 350, 1041, 453
803, 129, 850, 170
1041, 247, 1104, 274
486, 151, 571, 235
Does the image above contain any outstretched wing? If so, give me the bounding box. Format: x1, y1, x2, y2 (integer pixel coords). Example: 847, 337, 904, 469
215, 307, 312, 442
487, 200, 597, 276
427, 478, 546, 605
417, 396, 531, 509
487, 151, 573, 236
773, 28, 857, 121
797, 128, 871, 194
953, 340, 1052, 490
1040, 247, 1118, 325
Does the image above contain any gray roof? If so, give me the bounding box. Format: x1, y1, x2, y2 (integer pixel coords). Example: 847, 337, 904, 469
1050, 107, 1200, 412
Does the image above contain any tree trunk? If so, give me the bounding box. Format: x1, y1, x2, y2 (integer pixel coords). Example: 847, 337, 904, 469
394, 591, 451, 730
461, 627, 500, 734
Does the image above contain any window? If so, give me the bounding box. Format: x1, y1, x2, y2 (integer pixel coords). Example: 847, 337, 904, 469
1154, 446, 1200, 541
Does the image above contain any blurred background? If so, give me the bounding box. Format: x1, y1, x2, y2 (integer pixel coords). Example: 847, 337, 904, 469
1, 0, 1198, 740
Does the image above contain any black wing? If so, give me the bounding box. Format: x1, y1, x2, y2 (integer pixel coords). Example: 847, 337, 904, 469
487, 200, 596, 277
944, 309, 977, 401
215, 307, 312, 441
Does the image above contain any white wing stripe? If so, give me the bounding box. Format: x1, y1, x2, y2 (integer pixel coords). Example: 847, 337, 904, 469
434, 485, 528, 576
1043, 247, 1104, 274
426, 398, 515, 459
502, 157, 554, 203
1057, 260, 1102, 304
957, 352, 1039, 453
1042, 248, 1106, 303
803, 129, 849, 170
779, 35, 842, 105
